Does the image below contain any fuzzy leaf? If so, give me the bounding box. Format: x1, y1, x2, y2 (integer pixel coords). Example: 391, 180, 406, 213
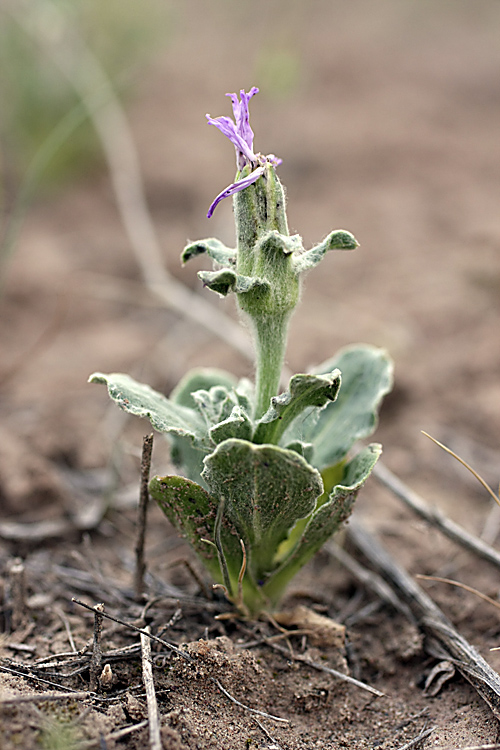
150, 474, 242, 583
262, 444, 381, 601
198, 269, 270, 298
283, 345, 393, 470
258, 231, 303, 259
182, 237, 236, 266
169, 370, 251, 482
202, 439, 323, 577
292, 230, 359, 274
191, 384, 253, 435
198, 268, 238, 296
234, 378, 254, 415
89, 372, 207, 445
170, 438, 208, 484
192, 386, 236, 429
253, 370, 341, 445
209, 406, 253, 444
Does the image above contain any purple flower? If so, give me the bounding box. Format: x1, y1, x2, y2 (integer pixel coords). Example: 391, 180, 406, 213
206, 87, 282, 218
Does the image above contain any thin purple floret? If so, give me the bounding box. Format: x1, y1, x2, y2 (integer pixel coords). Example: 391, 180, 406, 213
207, 167, 265, 219
205, 114, 255, 168
227, 86, 259, 152
206, 87, 282, 217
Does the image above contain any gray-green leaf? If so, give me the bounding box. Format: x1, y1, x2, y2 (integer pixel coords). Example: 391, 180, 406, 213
262, 444, 381, 603
89, 372, 207, 445
292, 230, 358, 275
209, 406, 253, 444
170, 368, 237, 409
283, 440, 314, 463
182, 237, 236, 266
191, 386, 236, 429
169, 370, 251, 481
253, 370, 341, 445
283, 345, 393, 470
198, 269, 270, 298
150, 474, 241, 584
202, 439, 323, 577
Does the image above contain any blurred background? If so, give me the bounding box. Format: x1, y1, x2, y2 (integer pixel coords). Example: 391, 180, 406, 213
1, 0, 500, 520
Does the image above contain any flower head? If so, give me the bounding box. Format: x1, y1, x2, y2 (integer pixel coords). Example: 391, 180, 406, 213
206, 87, 282, 218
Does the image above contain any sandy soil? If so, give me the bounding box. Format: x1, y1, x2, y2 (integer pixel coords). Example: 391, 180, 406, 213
1, 2, 500, 748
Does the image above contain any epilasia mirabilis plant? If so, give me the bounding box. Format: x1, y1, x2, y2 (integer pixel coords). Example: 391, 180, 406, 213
90, 88, 393, 615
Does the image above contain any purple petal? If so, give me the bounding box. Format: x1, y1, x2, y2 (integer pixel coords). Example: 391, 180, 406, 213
207, 166, 265, 218
226, 87, 259, 149
206, 114, 255, 164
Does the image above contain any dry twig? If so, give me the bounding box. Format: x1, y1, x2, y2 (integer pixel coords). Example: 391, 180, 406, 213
6, 558, 28, 631
373, 461, 500, 570
253, 717, 284, 750
394, 724, 437, 750
0, 663, 83, 693
141, 626, 162, 750
347, 518, 500, 721
134, 433, 154, 599
88, 603, 104, 692
417, 574, 500, 613
79, 720, 148, 750
53, 606, 78, 653
212, 678, 289, 723
266, 641, 384, 698
422, 432, 500, 506
73, 598, 195, 664
73, 599, 289, 723
327, 541, 414, 621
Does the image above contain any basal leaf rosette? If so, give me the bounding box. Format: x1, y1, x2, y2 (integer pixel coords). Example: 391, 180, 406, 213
89, 344, 392, 612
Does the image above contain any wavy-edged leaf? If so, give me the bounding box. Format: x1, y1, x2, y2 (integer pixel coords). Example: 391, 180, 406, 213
191, 386, 235, 429
198, 268, 238, 296
262, 444, 381, 604
292, 230, 358, 275
191, 384, 253, 434
209, 406, 253, 444
198, 269, 270, 298
182, 237, 236, 266
253, 370, 341, 445
89, 372, 207, 445
202, 439, 323, 577
283, 345, 393, 470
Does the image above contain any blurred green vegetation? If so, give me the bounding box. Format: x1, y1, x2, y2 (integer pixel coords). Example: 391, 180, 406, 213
255, 48, 302, 99
38, 714, 80, 750
0, 0, 172, 190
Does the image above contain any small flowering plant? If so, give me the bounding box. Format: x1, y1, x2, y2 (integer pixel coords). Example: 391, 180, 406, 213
90, 88, 393, 615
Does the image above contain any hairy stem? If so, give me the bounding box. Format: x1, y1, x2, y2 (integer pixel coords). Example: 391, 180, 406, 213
253, 313, 289, 420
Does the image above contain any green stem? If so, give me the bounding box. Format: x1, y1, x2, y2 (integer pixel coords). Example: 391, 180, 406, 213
253, 313, 289, 421
260, 565, 297, 610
